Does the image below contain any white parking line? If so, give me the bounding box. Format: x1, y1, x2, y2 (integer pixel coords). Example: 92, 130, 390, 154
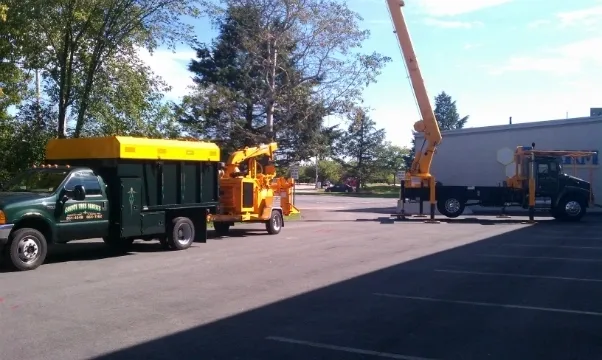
501, 244, 602, 250
524, 234, 602, 240
477, 254, 602, 262
265, 336, 436, 360
373, 293, 602, 316
434, 269, 602, 283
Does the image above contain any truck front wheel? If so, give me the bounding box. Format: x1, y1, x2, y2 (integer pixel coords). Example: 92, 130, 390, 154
4, 228, 48, 271
168, 217, 195, 250
557, 196, 586, 221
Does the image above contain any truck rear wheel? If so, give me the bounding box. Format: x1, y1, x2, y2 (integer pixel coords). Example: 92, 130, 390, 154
266, 210, 283, 235
168, 217, 195, 250
437, 196, 465, 218
4, 228, 48, 271
557, 196, 586, 222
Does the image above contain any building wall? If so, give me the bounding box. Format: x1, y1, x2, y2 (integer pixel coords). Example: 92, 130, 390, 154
414, 116, 602, 200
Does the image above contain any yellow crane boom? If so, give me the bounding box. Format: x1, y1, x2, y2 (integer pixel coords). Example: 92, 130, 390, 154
386, 0, 442, 181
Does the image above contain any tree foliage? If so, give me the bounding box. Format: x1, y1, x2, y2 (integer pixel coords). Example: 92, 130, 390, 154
376, 142, 409, 184
180, 0, 389, 162
334, 107, 385, 189
434, 91, 469, 130
5, 0, 205, 137
0, 0, 395, 185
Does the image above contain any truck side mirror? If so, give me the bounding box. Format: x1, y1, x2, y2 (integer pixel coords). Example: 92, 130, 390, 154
73, 185, 86, 201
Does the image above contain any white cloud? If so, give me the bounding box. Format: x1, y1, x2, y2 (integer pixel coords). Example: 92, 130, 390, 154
527, 19, 551, 28
423, 18, 483, 28
136, 47, 197, 101
416, 0, 513, 17
527, 5, 602, 30
463, 43, 481, 50
490, 36, 602, 75
558, 5, 602, 28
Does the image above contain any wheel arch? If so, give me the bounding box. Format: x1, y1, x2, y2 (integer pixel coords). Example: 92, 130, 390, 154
12, 215, 55, 244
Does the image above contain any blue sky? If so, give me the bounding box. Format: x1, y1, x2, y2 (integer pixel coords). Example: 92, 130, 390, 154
140, 0, 602, 148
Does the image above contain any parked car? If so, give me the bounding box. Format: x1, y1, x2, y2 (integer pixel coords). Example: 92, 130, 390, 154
324, 183, 354, 193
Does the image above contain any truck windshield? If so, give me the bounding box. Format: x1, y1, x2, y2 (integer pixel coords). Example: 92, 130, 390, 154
3, 168, 70, 193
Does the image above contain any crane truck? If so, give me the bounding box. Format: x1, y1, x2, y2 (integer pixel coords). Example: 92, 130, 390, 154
386, 0, 595, 222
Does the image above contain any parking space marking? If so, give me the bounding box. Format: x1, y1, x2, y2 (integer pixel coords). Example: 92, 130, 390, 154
373, 293, 602, 316
525, 234, 602, 240
478, 254, 602, 262
501, 244, 602, 250
265, 336, 436, 360
434, 269, 602, 283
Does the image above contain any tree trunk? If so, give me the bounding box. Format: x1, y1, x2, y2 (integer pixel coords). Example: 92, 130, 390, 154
265, 39, 277, 140
57, 29, 74, 138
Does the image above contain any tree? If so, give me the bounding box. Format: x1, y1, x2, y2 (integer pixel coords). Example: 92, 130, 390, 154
182, 0, 390, 159
377, 142, 409, 184
77, 47, 179, 138
403, 91, 469, 168
0, 2, 32, 119
335, 107, 385, 189
301, 159, 343, 183
9, 0, 206, 137
434, 91, 469, 130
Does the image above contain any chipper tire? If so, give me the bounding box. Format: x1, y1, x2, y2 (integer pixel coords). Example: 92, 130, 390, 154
3, 228, 48, 271
266, 210, 283, 235
168, 217, 195, 250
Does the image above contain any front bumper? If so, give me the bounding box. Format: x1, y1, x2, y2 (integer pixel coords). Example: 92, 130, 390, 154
0, 224, 14, 245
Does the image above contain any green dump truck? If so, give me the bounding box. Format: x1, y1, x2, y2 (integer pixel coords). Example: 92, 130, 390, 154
0, 136, 220, 271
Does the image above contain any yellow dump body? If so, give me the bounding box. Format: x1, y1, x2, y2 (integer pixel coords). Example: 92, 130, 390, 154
45, 136, 220, 162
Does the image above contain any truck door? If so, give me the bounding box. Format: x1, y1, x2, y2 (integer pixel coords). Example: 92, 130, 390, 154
536, 160, 559, 198
57, 170, 110, 241
120, 178, 142, 238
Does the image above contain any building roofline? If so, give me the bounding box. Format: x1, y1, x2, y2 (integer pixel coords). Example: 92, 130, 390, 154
415, 116, 602, 139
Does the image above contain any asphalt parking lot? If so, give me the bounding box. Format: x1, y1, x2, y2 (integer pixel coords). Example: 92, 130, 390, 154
1, 196, 602, 360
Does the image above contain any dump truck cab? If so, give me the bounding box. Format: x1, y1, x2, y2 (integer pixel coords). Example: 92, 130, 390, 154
0, 165, 110, 244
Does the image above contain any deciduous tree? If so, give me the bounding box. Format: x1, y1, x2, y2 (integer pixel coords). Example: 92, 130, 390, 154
11, 0, 206, 137
335, 107, 385, 189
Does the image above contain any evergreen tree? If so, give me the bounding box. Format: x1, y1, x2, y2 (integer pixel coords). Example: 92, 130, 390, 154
403, 91, 469, 169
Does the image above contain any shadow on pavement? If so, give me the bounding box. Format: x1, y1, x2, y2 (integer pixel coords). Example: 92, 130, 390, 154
92, 219, 602, 360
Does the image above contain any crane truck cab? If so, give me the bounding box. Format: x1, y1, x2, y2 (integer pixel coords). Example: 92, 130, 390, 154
507, 146, 594, 220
